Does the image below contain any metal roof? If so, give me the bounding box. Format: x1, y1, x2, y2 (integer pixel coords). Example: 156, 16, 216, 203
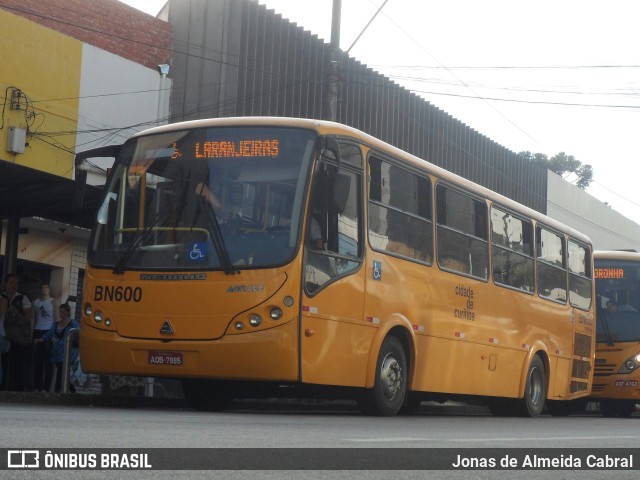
0, 161, 103, 230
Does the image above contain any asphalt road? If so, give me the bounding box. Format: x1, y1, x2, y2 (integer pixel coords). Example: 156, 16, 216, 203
1, 394, 639, 479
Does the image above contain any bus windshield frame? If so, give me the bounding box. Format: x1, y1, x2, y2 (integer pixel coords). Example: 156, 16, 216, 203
595, 259, 640, 344
89, 126, 317, 272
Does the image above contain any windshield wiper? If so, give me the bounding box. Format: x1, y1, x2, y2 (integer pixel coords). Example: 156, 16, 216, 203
599, 308, 615, 347
197, 194, 237, 275
113, 174, 191, 274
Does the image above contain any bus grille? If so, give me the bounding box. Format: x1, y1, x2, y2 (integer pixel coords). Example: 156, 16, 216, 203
594, 363, 616, 376
573, 333, 592, 358
570, 381, 588, 393
572, 359, 591, 379
591, 383, 606, 393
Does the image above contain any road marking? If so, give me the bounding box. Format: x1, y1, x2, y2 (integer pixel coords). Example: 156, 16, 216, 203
346, 438, 434, 442
345, 435, 640, 443
449, 435, 640, 442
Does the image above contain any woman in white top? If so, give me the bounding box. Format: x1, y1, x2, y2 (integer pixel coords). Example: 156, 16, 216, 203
33, 283, 57, 392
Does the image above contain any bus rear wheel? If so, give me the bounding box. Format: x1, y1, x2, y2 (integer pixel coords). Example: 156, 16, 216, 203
516, 355, 547, 417
358, 336, 407, 416
490, 356, 547, 417
182, 379, 231, 412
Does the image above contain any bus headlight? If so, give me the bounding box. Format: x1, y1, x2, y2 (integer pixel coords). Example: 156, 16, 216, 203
84, 303, 92, 317
234, 321, 245, 331
618, 353, 640, 374
270, 307, 283, 320
94, 311, 103, 323
249, 314, 262, 327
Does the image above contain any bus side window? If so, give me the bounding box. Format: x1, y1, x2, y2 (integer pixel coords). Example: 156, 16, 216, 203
490, 206, 535, 293
568, 240, 592, 310
537, 226, 567, 303
304, 146, 363, 295
367, 156, 433, 264
436, 184, 488, 279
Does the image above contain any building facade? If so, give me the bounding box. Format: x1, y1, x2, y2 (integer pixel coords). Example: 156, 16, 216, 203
0, 0, 172, 312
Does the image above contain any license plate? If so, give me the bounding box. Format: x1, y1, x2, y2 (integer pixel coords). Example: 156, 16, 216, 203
148, 351, 183, 366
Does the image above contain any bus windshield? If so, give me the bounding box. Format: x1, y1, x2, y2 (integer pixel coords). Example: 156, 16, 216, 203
89, 126, 316, 272
595, 259, 640, 343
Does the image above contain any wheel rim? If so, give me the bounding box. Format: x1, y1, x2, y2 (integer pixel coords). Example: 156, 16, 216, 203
528, 365, 543, 406
380, 352, 403, 402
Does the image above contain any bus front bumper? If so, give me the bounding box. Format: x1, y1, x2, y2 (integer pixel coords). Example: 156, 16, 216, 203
79, 319, 299, 381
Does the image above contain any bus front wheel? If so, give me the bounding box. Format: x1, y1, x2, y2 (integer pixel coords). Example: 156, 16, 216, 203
182, 379, 231, 412
358, 336, 407, 416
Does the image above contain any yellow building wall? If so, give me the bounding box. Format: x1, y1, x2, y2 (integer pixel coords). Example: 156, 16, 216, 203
0, 8, 81, 178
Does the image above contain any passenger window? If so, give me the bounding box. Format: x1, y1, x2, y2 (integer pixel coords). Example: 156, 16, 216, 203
304, 146, 363, 295
537, 226, 567, 303
368, 156, 433, 263
436, 184, 488, 279
491, 206, 534, 293
568, 241, 592, 310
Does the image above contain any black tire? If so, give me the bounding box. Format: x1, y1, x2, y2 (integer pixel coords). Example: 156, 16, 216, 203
181, 379, 231, 412
515, 355, 547, 417
359, 336, 407, 416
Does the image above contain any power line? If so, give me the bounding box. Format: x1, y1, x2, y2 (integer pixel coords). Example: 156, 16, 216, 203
368, 63, 640, 70
355, 1, 540, 146
404, 88, 640, 109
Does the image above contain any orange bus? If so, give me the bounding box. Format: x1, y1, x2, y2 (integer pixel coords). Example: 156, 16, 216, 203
79, 117, 594, 416
590, 250, 640, 417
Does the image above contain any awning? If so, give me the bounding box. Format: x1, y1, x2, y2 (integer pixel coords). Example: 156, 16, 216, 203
0, 161, 104, 230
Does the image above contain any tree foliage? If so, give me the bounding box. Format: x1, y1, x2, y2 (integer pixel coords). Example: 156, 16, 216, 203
517, 151, 593, 189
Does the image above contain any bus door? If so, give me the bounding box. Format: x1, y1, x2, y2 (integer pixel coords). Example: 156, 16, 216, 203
300, 142, 368, 387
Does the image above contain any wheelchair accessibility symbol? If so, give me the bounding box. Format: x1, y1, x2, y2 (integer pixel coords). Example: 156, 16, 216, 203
373, 261, 382, 281
188, 242, 208, 262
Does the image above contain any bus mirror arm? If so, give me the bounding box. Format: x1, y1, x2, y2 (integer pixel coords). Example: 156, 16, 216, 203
74, 144, 123, 210
317, 136, 341, 171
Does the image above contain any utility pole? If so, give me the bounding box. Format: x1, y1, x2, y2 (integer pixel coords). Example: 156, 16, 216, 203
325, 0, 341, 122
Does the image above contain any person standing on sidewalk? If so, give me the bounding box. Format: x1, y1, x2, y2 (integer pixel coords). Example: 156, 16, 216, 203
0, 294, 8, 388
32, 283, 58, 392
34, 303, 79, 393
0, 274, 34, 392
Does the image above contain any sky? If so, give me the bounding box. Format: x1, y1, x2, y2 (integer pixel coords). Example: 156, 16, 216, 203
121, 0, 640, 227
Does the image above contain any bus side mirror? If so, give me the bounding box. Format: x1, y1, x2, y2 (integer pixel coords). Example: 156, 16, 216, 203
332, 173, 351, 213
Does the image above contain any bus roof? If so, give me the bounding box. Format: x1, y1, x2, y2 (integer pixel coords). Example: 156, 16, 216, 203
134, 116, 593, 246
594, 250, 640, 261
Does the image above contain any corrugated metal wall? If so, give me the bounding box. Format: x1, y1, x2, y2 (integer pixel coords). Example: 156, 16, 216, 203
169, 0, 547, 213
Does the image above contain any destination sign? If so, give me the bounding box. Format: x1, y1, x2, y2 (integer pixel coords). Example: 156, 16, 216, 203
594, 268, 625, 279
194, 139, 280, 158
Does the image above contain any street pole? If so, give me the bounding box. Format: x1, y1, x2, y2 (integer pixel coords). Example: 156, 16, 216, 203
326, 0, 341, 122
